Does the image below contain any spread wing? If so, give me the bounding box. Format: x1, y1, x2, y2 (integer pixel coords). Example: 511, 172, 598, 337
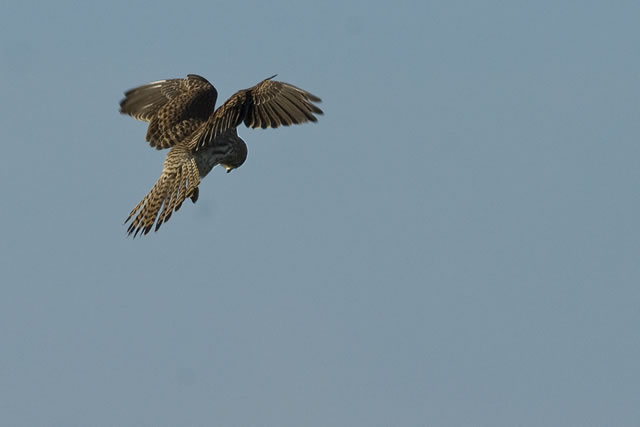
192, 76, 323, 151
125, 145, 202, 237
119, 74, 217, 150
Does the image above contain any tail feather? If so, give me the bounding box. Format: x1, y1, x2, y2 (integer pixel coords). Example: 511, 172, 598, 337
125, 146, 200, 237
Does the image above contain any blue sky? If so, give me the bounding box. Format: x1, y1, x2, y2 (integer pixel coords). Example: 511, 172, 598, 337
1, 1, 639, 426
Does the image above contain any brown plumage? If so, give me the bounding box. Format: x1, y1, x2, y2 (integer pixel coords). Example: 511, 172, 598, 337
119, 74, 322, 237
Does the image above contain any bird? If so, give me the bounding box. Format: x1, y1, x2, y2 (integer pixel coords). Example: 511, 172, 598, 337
119, 74, 323, 237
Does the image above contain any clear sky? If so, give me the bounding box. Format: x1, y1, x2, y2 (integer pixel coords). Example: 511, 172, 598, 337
1, 1, 639, 426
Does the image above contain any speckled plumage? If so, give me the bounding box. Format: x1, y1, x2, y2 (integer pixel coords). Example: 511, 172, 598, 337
119, 74, 322, 237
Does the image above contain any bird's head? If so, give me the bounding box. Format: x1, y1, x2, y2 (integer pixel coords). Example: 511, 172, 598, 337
222, 138, 248, 173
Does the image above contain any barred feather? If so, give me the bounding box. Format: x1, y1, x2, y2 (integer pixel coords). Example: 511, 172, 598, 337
192, 76, 322, 151
119, 74, 217, 149
125, 146, 201, 237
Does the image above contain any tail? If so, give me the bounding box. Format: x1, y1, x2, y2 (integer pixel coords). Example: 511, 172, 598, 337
125, 146, 201, 237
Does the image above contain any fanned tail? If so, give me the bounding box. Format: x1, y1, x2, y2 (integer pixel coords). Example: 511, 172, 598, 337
125, 146, 201, 237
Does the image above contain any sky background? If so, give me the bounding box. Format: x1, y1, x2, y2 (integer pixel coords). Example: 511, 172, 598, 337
1, 1, 639, 426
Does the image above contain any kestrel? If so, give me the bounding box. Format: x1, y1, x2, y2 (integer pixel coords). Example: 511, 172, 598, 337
119, 74, 323, 237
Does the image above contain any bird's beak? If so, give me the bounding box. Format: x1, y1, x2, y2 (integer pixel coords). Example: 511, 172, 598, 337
224, 166, 232, 173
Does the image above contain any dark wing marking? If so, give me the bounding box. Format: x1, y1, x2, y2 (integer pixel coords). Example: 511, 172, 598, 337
192, 76, 322, 151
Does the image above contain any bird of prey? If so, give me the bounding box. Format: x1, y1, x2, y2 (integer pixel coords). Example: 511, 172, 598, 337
119, 74, 323, 237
